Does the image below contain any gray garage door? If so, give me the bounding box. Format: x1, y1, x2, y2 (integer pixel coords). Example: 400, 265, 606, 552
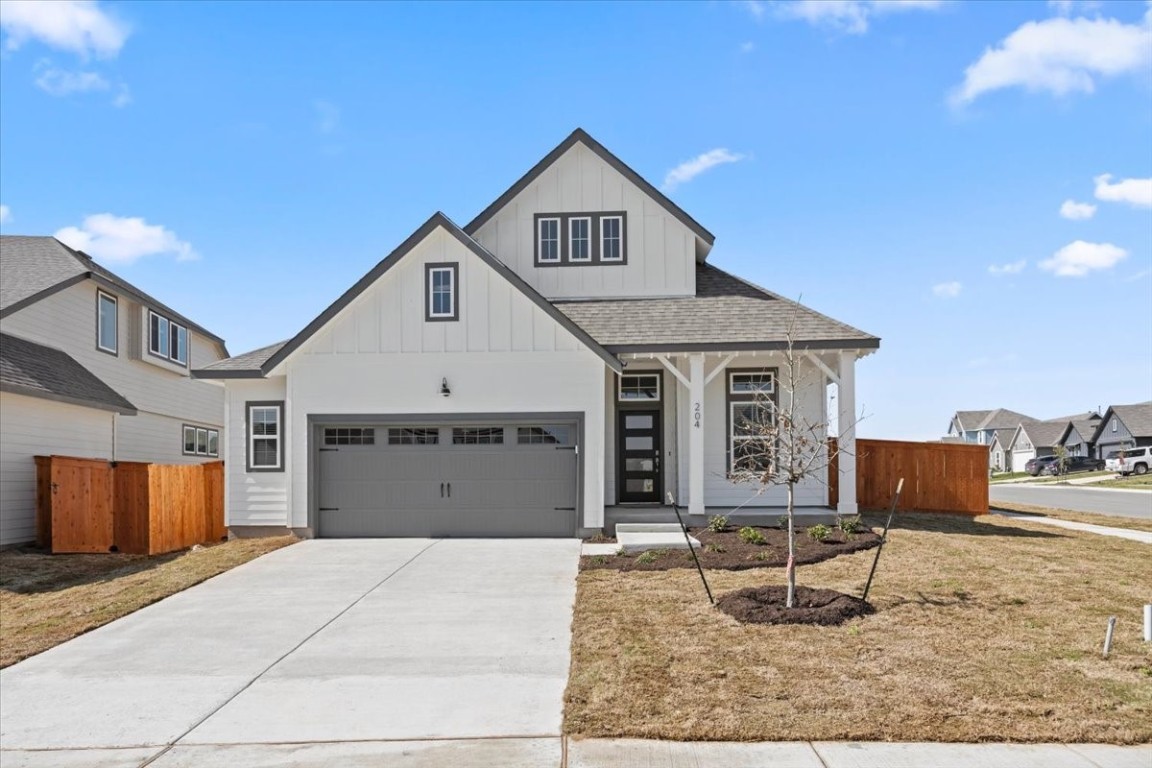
316, 421, 578, 538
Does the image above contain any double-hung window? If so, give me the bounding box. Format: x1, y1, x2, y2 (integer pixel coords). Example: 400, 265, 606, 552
247, 403, 283, 471
148, 310, 188, 366
600, 215, 623, 262
727, 369, 776, 475
569, 217, 591, 262
426, 263, 458, 321
96, 291, 118, 354
537, 217, 560, 263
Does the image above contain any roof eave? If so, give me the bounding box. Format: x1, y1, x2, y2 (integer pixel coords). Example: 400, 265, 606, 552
191, 368, 266, 380
0, 382, 137, 415
608, 339, 881, 354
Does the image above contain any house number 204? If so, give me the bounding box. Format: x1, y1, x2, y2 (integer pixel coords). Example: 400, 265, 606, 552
693, 402, 701, 428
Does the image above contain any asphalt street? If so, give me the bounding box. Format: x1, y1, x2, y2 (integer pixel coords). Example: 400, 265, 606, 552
989, 484, 1152, 519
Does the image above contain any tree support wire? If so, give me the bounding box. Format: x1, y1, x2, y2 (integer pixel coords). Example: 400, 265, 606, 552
862, 477, 904, 603
668, 492, 714, 605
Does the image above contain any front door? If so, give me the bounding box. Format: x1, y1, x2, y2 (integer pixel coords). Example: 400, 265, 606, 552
618, 408, 662, 503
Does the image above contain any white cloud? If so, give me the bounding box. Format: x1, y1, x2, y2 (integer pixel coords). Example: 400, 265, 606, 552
55, 214, 198, 265
0, 0, 130, 59
662, 148, 745, 192
932, 281, 962, 298
1094, 173, 1152, 208
1059, 199, 1097, 220
951, 8, 1152, 105
34, 61, 108, 96
314, 99, 339, 135
1048, 0, 1101, 16
1039, 240, 1127, 277
988, 259, 1027, 275
0, 204, 10, 223
778, 0, 943, 35
740, 41, 755, 53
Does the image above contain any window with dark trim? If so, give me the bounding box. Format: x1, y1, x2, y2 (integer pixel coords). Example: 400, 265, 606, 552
97, 290, 118, 354
517, 425, 571, 445
618, 374, 660, 401
323, 427, 376, 445
183, 424, 220, 457
387, 427, 440, 445
425, 263, 459, 321
452, 427, 504, 445
148, 310, 188, 366
533, 212, 627, 266
727, 369, 777, 475
247, 402, 283, 471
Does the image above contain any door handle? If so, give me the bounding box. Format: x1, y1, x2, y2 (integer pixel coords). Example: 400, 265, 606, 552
447, 482, 451, 498
440, 482, 445, 498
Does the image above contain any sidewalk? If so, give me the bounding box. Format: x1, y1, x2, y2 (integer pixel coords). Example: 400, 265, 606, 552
993, 510, 1152, 544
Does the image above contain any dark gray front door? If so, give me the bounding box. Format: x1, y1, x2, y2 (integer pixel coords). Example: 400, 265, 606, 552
618, 408, 662, 503
317, 422, 577, 537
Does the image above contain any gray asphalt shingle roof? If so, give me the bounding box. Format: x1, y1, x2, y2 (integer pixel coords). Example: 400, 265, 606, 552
978, 408, 1037, 430
196, 340, 287, 374
0, 235, 226, 346
0, 333, 136, 414
553, 263, 879, 351
1100, 401, 1152, 440
953, 410, 992, 432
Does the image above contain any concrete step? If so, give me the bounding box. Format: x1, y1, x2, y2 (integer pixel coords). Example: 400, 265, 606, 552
616, 524, 701, 554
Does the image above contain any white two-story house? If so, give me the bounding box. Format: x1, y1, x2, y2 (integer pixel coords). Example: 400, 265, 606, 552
0, 236, 229, 546
194, 129, 879, 538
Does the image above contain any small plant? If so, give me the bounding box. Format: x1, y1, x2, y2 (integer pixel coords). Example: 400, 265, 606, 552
704, 542, 726, 554
848, 625, 861, 637
777, 515, 789, 529
739, 526, 767, 545
706, 515, 729, 533
589, 555, 608, 565
636, 549, 665, 564
838, 516, 862, 536
807, 523, 832, 542
753, 550, 774, 561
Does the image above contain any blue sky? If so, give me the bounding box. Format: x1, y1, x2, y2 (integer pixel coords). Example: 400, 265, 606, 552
1, 0, 1150, 440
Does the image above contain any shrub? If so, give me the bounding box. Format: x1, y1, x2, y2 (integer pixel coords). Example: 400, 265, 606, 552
636, 549, 663, 564
707, 515, 729, 533
704, 542, 726, 554
739, 526, 767, 545
589, 555, 608, 565
807, 524, 832, 542
838, 516, 862, 536
753, 551, 774, 562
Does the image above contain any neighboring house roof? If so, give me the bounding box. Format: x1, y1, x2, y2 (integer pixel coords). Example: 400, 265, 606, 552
951, 410, 992, 433
0, 332, 136, 414
977, 408, 1037, 431
553, 262, 879, 352
463, 128, 715, 253
193, 213, 623, 378
1057, 413, 1102, 446
989, 428, 1014, 450
0, 235, 227, 349
1013, 420, 1072, 451
1094, 401, 1152, 442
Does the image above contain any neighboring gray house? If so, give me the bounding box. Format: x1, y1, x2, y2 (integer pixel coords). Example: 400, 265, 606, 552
987, 428, 1015, 472
947, 408, 1036, 470
0, 236, 229, 546
1057, 412, 1103, 458
1092, 402, 1152, 460
1008, 420, 1068, 471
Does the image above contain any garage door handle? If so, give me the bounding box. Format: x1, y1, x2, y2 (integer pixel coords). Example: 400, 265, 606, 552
440, 482, 445, 498
319, 507, 339, 511
447, 482, 451, 498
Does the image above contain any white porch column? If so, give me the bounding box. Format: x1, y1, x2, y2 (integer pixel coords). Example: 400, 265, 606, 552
688, 353, 705, 517
837, 350, 858, 517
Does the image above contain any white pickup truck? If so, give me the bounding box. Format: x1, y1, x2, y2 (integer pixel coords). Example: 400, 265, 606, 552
1105, 446, 1151, 476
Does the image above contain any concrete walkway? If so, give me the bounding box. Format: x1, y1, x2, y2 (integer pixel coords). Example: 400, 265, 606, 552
993, 510, 1152, 544
0, 539, 580, 767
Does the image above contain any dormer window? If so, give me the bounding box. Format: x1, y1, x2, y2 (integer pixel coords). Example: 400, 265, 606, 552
425, 263, 459, 321
96, 290, 118, 355
148, 310, 188, 366
533, 212, 627, 266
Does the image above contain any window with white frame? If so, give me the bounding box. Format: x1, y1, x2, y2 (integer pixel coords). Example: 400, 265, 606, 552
1112, 418, 1118, 433
537, 217, 560, 263
426, 264, 458, 321
600, 215, 623, 262
569, 217, 591, 262
97, 291, 118, 354
183, 424, 220, 457
247, 403, 283, 470
618, 374, 660, 401
148, 310, 188, 366
727, 369, 777, 474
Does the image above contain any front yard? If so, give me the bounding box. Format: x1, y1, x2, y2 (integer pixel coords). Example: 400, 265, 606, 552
565, 513, 1151, 743
0, 536, 296, 668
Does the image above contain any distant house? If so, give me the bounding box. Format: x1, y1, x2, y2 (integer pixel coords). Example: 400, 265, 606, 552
1057, 412, 1103, 458
987, 428, 1015, 472
0, 236, 228, 546
1092, 402, 1152, 460
947, 408, 1037, 471
1008, 420, 1069, 471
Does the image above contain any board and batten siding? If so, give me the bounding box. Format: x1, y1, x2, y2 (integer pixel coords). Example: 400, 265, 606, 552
0, 392, 114, 545
224, 378, 290, 528
1097, 414, 1139, 458
471, 143, 697, 300
276, 224, 608, 531
1, 281, 225, 434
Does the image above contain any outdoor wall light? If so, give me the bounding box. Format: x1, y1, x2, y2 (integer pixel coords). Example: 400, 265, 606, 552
440, 378, 451, 397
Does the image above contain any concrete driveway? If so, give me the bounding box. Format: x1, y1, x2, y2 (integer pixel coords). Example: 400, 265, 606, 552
0, 538, 580, 767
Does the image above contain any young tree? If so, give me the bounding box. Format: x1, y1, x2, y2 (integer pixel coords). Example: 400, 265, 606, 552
1052, 444, 1069, 481
728, 311, 860, 608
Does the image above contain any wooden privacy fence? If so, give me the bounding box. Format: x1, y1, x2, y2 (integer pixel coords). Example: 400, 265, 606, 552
35, 456, 226, 554
828, 438, 989, 515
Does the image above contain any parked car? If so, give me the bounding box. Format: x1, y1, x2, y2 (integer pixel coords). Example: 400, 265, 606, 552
1024, 455, 1060, 476
1040, 455, 1106, 475
1105, 447, 1151, 476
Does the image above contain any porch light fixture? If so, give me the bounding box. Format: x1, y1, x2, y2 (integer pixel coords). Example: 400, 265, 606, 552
440, 378, 451, 397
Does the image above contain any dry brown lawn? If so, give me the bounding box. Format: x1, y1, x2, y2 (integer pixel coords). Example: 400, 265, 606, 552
565, 513, 1152, 744
0, 536, 296, 668
990, 501, 1152, 533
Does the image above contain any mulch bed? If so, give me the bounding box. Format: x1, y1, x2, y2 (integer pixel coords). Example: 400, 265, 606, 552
717, 585, 875, 626
579, 525, 880, 571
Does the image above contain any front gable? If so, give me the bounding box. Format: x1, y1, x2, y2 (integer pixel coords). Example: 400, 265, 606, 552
466, 130, 710, 301
264, 213, 619, 374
